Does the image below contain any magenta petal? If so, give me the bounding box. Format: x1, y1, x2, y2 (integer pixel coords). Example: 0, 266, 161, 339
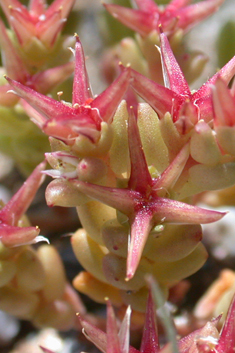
106, 300, 121, 353
133, 0, 159, 12
140, 292, 159, 353
32, 61, 74, 95
128, 107, 152, 194
0, 0, 30, 24
178, 318, 220, 353
40, 347, 56, 353
71, 180, 135, 216
0, 19, 28, 82
0, 224, 40, 247
72, 35, 92, 106
217, 294, 235, 353
79, 314, 107, 353
104, 4, 155, 36
45, 0, 75, 19
118, 306, 131, 353
130, 69, 180, 118
166, 0, 191, 11
159, 32, 191, 97
194, 54, 235, 100
0, 160, 46, 225
151, 198, 226, 224
127, 210, 154, 280
213, 77, 235, 126
177, 0, 225, 32
8, 7, 36, 45
5, 76, 73, 120
39, 11, 66, 47
29, 0, 47, 15
153, 143, 189, 192
91, 67, 131, 123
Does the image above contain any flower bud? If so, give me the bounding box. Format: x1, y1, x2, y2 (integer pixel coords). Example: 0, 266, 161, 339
77, 157, 107, 182
46, 179, 90, 207
73, 122, 113, 157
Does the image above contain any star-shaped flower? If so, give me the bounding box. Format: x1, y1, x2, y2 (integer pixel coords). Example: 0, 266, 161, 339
0, 0, 75, 48
0, 18, 74, 107
5, 35, 131, 144
129, 31, 235, 134
0, 160, 47, 247
67, 106, 225, 279
104, 0, 225, 38
212, 76, 235, 156
79, 286, 235, 353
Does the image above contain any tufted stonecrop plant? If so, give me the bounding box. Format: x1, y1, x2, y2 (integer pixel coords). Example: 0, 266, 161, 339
1, 0, 235, 349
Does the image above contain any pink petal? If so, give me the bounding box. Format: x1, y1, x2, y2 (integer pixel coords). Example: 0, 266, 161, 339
178, 319, 219, 353
212, 77, 235, 126
29, 0, 47, 16
153, 143, 189, 192
0, 223, 40, 247
166, 0, 192, 11
70, 179, 136, 216
0, 160, 46, 225
104, 4, 156, 37
217, 294, 235, 353
72, 35, 92, 106
175, 100, 198, 131
40, 347, 56, 353
8, 7, 36, 45
128, 107, 152, 194
0, 0, 31, 24
106, 300, 121, 353
5, 76, 73, 120
45, 0, 75, 20
130, 69, 180, 118
21, 100, 47, 128
159, 32, 191, 97
132, 0, 159, 12
127, 209, 154, 280
79, 314, 107, 353
151, 198, 226, 224
0, 19, 29, 82
176, 0, 225, 32
91, 67, 131, 123
32, 61, 74, 94
140, 292, 159, 353
194, 54, 235, 100
39, 10, 66, 47
118, 306, 131, 353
